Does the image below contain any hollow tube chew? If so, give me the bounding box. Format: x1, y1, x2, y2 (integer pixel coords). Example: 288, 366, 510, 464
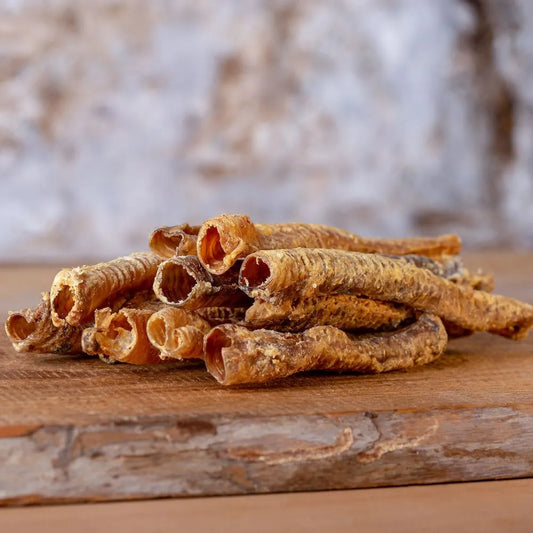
50, 252, 162, 327
197, 214, 461, 274
149, 224, 200, 258
239, 249, 533, 339
205, 313, 447, 385
5, 293, 83, 354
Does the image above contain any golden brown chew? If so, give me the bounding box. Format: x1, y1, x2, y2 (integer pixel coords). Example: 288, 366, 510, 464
245, 294, 412, 332
81, 307, 161, 364
5, 293, 83, 354
205, 313, 447, 385
50, 252, 162, 327
149, 224, 200, 258
153, 256, 251, 310
197, 214, 461, 274
239, 249, 533, 339
147, 307, 211, 360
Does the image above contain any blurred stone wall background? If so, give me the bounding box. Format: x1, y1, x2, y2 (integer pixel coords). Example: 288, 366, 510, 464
1, 0, 532, 261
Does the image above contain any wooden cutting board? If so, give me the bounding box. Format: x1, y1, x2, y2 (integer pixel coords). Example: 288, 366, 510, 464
1, 252, 532, 505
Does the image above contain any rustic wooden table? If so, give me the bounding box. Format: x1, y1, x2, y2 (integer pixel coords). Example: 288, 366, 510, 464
1, 252, 532, 531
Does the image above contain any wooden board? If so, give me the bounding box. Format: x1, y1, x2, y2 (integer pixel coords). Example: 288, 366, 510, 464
2, 479, 533, 533
1, 252, 532, 505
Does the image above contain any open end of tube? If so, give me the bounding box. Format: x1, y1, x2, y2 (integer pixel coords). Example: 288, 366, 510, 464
199, 226, 226, 271
162, 233, 184, 258
204, 328, 231, 383
147, 315, 166, 348
240, 256, 271, 288
6, 315, 37, 341
107, 314, 133, 340
161, 262, 196, 304
53, 285, 75, 319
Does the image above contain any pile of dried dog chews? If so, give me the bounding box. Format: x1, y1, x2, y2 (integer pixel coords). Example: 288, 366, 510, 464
6, 214, 533, 385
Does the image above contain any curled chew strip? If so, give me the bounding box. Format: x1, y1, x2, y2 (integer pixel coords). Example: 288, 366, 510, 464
147, 307, 211, 360
82, 307, 162, 364
197, 214, 461, 274
239, 249, 533, 339
5, 293, 83, 354
50, 252, 162, 327
205, 313, 447, 385
245, 294, 412, 332
149, 224, 200, 258
153, 255, 251, 310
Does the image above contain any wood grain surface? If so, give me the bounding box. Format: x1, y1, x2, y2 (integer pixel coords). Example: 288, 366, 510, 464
0, 252, 532, 505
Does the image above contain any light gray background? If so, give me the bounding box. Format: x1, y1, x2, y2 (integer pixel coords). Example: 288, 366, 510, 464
1, 0, 532, 261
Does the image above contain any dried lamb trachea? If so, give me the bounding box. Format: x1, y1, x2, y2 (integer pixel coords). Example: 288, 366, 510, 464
147, 307, 211, 360
204, 313, 447, 385
82, 307, 162, 365
197, 214, 462, 274
5, 293, 83, 354
239, 249, 533, 339
245, 294, 412, 332
50, 252, 162, 327
153, 256, 251, 310
149, 224, 200, 258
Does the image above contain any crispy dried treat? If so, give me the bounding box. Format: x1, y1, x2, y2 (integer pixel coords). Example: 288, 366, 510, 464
245, 294, 412, 332
205, 313, 447, 385
149, 224, 200, 258
147, 307, 211, 360
153, 255, 251, 310
50, 252, 162, 327
240, 249, 533, 339
196, 306, 247, 325
5, 293, 83, 354
197, 214, 461, 274
82, 307, 162, 364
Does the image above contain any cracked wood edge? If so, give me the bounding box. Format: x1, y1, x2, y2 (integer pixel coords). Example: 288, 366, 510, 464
1, 404, 532, 506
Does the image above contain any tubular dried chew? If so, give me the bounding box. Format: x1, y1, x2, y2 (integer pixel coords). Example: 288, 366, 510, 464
197, 214, 461, 274
149, 224, 200, 258
153, 255, 251, 310
240, 249, 533, 339
5, 293, 83, 354
50, 252, 162, 327
147, 307, 212, 360
82, 307, 162, 364
205, 313, 447, 385
245, 294, 412, 332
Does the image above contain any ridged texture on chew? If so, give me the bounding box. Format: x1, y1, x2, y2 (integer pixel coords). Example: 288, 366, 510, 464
196, 306, 247, 325
239, 249, 533, 339
149, 224, 200, 258
153, 256, 250, 310
385, 254, 493, 291
245, 294, 412, 332
197, 214, 461, 274
50, 252, 162, 327
205, 313, 447, 385
147, 307, 211, 360
5, 293, 83, 354
82, 307, 162, 364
